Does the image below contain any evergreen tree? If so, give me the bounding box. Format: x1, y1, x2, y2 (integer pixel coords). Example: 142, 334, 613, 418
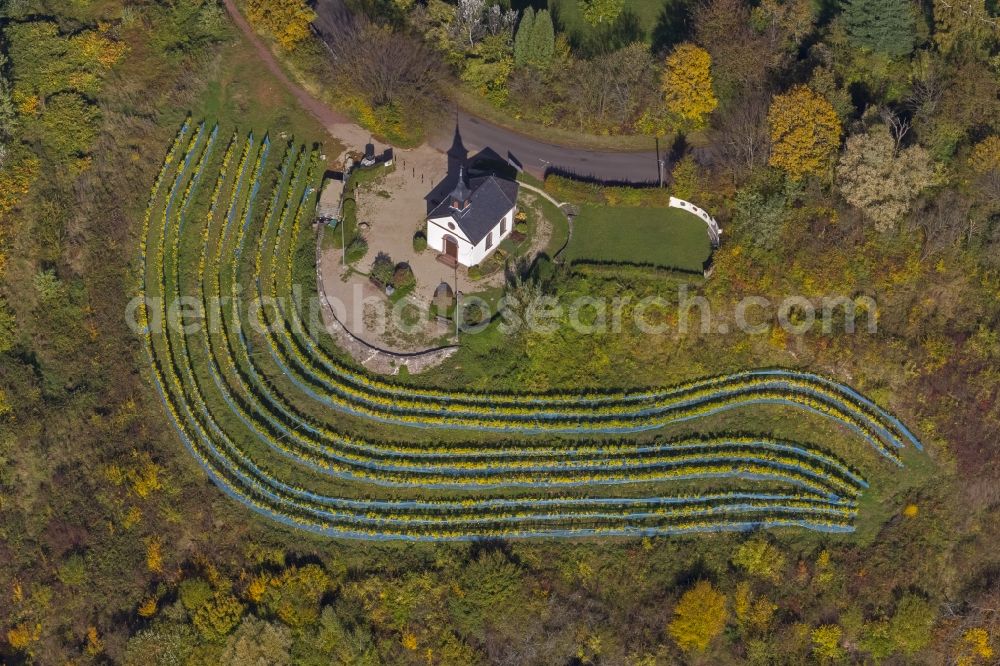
842, 0, 916, 57
513, 7, 535, 67
526, 9, 554, 68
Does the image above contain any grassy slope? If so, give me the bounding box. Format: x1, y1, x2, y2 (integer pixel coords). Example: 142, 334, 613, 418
566, 204, 712, 271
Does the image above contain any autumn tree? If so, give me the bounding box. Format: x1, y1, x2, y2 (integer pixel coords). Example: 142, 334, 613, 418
221, 617, 292, 665
712, 86, 772, 179
887, 594, 936, 656
661, 42, 718, 130
734, 582, 777, 636
668, 580, 728, 653
843, 0, 916, 57
811, 624, 846, 662
245, 0, 316, 51
970, 136, 1000, 174
695, 0, 786, 99
969, 135, 1000, 202
732, 539, 786, 581
837, 124, 936, 231
768, 85, 842, 180
328, 20, 445, 111
752, 0, 817, 48
931, 0, 999, 54
566, 43, 657, 131
193, 593, 245, 640
262, 564, 334, 628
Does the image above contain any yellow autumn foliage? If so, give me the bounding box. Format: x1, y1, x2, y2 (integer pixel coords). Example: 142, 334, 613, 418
85, 626, 104, 656
667, 580, 728, 653
661, 43, 718, 130
969, 136, 1000, 174
0, 152, 39, 220
7, 622, 39, 650
956, 627, 994, 665
138, 597, 158, 618
244, 573, 270, 603
130, 460, 163, 498
812, 624, 845, 661
768, 85, 841, 180
245, 0, 316, 51
146, 539, 163, 573
192, 592, 245, 640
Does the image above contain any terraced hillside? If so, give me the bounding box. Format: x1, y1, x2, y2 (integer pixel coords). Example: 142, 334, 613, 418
138, 119, 923, 541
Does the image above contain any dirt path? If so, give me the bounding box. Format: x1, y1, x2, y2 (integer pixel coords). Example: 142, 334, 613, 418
221, 0, 351, 130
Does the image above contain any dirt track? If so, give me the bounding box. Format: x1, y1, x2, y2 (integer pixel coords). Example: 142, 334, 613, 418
221, 0, 350, 129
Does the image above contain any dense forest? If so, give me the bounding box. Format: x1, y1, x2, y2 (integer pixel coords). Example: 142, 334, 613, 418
0, 0, 998, 664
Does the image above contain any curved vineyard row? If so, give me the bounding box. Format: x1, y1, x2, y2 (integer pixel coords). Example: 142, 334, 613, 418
135, 119, 922, 540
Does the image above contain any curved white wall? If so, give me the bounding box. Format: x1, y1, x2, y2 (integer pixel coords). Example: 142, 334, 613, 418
669, 196, 722, 248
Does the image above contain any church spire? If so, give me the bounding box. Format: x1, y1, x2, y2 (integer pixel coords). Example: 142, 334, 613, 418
449, 166, 472, 212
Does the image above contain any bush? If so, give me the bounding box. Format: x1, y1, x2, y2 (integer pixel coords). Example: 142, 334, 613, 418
514, 220, 528, 234
345, 235, 367, 264
370, 251, 394, 286
412, 230, 427, 252
392, 263, 415, 290
544, 174, 671, 207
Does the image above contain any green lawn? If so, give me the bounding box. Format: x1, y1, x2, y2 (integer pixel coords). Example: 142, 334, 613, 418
565, 204, 712, 272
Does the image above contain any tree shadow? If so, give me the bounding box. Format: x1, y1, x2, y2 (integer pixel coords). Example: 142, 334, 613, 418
650, 0, 696, 54
575, 8, 645, 56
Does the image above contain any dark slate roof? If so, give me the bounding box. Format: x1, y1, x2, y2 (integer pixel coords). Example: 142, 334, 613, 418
428, 174, 518, 245
448, 166, 473, 202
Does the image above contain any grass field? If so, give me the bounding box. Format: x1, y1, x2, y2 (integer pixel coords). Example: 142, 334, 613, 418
565, 204, 713, 272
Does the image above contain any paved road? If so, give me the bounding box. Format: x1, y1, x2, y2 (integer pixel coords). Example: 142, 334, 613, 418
310, 0, 666, 184
428, 111, 665, 183
231, 0, 667, 185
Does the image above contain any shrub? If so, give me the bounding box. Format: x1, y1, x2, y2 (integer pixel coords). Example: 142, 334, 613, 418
345, 235, 368, 264
262, 564, 331, 628
515, 220, 528, 234
412, 230, 427, 252
392, 263, 415, 290
544, 174, 671, 207
369, 251, 394, 286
